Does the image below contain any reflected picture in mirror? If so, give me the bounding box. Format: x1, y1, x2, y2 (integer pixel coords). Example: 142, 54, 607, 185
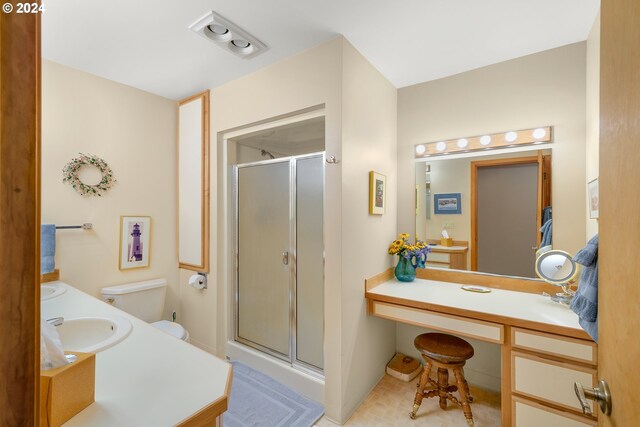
415, 149, 552, 279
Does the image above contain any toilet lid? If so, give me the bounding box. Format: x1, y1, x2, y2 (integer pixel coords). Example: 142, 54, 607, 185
152, 320, 187, 340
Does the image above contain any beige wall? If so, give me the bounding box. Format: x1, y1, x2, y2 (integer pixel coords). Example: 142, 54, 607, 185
339, 40, 398, 420
398, 43, 587, 391
42, 60, 180, 318
586, 13, 600, 239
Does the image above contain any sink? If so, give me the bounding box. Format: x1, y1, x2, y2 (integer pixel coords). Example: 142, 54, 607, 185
41, 283, 66, 301
56, 315, 133, 353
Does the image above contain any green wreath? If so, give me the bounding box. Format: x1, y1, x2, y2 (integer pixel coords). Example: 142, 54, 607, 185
62, 153, 116, 196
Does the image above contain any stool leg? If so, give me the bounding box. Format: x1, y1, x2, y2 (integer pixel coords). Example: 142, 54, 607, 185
437, 368, 449, 410
410, 361, 431, 419
453, 368, 474, 427
461, 367, 473, 402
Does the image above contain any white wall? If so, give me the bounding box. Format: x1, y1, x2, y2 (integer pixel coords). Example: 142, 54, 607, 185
586, 13, 600, 239
42, 60, 180, 318
397, 43, 587, 391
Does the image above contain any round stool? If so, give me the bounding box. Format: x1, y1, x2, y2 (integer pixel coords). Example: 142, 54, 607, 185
409, 332, 475, 426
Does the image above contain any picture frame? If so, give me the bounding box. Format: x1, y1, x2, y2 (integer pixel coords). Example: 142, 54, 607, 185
588, 178, 599, 219
434, 193, 461, 215
119, 216, 151, 270
369, 171, 386, 215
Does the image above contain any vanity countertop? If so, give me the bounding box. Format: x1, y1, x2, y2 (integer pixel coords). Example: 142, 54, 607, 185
366, 277, 586, 338
41, 281, 231, 427
427, 244, 469, 252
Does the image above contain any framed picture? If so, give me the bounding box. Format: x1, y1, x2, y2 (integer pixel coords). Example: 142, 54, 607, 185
434, 193, 461, 215
369, 171, 386, 215
588, 178, 599, 219
119, 216, 151, 270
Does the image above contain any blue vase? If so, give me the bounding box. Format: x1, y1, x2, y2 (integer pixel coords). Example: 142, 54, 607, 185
395, 256, 416, 282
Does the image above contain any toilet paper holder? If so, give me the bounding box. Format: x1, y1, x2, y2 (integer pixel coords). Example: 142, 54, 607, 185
188, 273, 207, 290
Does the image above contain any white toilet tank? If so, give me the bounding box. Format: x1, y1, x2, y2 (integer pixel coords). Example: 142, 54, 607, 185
101, 278, 167, 323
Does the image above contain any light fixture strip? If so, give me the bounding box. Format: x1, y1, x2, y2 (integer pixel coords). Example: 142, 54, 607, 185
415, 126, 553, 158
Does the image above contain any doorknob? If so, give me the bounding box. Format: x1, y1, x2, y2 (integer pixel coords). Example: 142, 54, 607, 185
574, 380, 612, 416
282, 251, 289, 265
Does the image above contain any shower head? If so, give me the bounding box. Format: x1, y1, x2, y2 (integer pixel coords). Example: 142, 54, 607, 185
261, 149, 275, 159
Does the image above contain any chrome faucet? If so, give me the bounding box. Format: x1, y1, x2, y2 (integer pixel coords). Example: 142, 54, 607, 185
46, 317, 64, 327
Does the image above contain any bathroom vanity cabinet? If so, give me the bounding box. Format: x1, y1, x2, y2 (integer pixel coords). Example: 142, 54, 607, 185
365, 270, 597, 426
41, 282, 231, 427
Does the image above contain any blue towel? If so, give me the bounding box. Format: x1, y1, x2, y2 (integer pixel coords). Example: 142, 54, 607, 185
540, 219, 553, 247
570, 234, 598, 342
542, 206, 552, 224
41, 224, 56, 274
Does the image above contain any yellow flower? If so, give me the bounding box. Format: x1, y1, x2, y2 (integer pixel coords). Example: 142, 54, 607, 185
399, 233, 410, 239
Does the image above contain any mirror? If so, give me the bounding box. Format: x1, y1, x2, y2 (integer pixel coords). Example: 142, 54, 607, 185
535, 249, 579, 285
415, 149, 553, 279
178, 90, 210, 271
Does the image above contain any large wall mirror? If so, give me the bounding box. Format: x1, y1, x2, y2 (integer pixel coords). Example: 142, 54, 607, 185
178, 90, 210, 271
415, 148, 555, 279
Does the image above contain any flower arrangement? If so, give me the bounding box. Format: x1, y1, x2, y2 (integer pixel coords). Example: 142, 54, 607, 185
388, 233, 431, 282
388, 233, 431, 260
62, 153, 116, 196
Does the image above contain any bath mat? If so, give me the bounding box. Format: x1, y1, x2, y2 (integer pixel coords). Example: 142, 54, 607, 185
223, 361, 324, 427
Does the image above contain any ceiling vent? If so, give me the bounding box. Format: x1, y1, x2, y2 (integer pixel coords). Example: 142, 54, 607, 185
189, 11, 267, 59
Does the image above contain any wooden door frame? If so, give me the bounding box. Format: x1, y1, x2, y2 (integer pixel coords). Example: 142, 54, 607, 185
0, 7, 41, 426
470, 155, 543, 272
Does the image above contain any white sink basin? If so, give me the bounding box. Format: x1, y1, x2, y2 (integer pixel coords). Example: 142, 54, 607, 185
56, 315, 132, 353
41, 283, 66, 301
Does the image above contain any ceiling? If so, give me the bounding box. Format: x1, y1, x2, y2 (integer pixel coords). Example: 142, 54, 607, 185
42, 0, 600, 100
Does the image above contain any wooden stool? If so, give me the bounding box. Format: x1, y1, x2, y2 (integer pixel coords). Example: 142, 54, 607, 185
409, 332, 475, 426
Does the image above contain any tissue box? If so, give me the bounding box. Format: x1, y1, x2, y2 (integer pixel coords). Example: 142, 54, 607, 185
386, 352, 421, 382
440, 237, 453, 246
40, 352, 95, 427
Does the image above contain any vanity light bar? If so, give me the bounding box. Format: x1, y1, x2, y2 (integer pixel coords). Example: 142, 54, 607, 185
414, 126, 553, 158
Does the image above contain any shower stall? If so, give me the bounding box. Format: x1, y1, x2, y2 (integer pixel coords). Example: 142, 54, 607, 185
233, 152, 324, 375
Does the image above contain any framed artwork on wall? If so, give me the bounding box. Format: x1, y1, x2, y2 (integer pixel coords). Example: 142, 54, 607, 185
434, 193, 462, 215
588, 178, 599, 219
369, 171, 386, 215
119, 216, 151, 270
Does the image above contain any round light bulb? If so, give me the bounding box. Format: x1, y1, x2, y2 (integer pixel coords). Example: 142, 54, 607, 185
436, 141, 447, 151
480, 135, 492, 146
532, 128, 546, 139
505, 131, 518, 142
415, 145, 426, 155
457, 138, 468, 148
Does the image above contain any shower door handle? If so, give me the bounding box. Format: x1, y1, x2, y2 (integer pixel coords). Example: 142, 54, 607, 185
282, 251, 289, 265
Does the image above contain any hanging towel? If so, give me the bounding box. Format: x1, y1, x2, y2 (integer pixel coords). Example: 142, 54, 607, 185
542, 206, 552, 224
540, 219, 553, 247
570, 234, 599, 342
41, 224, 56, 274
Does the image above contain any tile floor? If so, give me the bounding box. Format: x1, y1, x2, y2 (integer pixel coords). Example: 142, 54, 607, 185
316, 374, 501, 427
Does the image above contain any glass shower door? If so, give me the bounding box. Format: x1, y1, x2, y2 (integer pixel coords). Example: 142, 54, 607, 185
236, 160, 291, 357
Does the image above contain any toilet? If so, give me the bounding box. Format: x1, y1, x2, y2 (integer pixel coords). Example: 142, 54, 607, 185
101, 278, 190, 342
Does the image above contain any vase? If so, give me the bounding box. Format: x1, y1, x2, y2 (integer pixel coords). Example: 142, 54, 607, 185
395, 256, 416, 282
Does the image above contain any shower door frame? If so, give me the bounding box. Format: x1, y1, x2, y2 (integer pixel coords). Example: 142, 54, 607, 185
232, 152, 325, 377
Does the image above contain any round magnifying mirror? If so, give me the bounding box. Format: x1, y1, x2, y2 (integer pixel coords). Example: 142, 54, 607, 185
535, 249, 579, 285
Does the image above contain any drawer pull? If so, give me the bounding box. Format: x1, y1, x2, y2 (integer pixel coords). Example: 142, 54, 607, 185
574, 380, 611, 416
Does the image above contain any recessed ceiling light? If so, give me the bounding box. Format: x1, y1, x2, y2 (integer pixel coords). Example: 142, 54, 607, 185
208, 24, 229, 35
532, 128, 546, 139
231, 39, 250, 48
415, 145, 426, 155
436, 141, 447, 151
480, 135, 491, 146
457, 138, 468, 148
505, 131, 518, 142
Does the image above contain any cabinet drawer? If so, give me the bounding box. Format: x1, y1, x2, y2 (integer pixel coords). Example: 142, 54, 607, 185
512, 328, 596, 365
427, 252, 450, 263
512, 352, 596, 414
512, 396, 596, 427
372, 301, 503, 343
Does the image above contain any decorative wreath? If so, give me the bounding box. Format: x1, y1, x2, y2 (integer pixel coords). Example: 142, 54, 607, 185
62, 153, 116, 196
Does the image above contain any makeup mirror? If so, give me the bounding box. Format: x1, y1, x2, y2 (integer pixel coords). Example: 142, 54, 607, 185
534, 249, 579, 304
